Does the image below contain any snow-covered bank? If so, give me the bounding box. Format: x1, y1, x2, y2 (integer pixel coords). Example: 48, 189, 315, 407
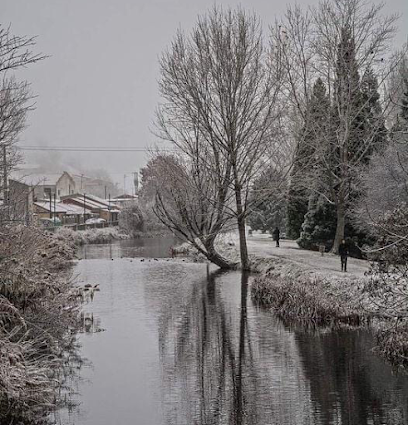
176, 234, 408, 367
251, 257, 366, 324
251, 258, 408, 368
252, 254, 408, 368
0, 225, 83, 424
55, 226, 130, 245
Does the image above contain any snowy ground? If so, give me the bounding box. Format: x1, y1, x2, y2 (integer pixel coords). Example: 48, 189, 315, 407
243, 233, 370, 279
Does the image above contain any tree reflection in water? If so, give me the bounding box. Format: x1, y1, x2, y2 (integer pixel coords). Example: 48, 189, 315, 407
158, 270, 252, 424
295, 329, 408, 424
157, 268, 408, 425
158, 269, 308, 425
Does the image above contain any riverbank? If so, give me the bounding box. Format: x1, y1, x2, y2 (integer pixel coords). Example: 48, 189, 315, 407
55, 226, 174, 246
0, 225, 83, 424
56, 226, 130, 245
251, 260, 408, 368
251, 241, 408, 368
176, 234, 408, 368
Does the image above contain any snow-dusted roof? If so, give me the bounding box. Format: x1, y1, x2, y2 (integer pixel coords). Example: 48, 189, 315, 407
61, 194, 120, 213
84, 194, 110, 207
71, 174, 113, 186
10, 172, 62, 186
114, 194, 138, 199
34, 201, 68, 213
62, 203, 90, 215
34, 201, 91, 215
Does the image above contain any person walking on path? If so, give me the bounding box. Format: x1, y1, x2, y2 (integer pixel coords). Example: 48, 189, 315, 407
339, 239, 349, 272
272, 227, 280, 248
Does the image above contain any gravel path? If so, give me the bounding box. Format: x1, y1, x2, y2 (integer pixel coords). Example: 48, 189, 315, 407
245, 234, 370, 279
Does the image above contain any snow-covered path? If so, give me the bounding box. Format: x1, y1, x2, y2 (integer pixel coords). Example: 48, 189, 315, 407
246, 234, 370, 279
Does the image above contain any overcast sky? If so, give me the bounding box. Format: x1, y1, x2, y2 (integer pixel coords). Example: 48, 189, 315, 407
2, 0, 408, 188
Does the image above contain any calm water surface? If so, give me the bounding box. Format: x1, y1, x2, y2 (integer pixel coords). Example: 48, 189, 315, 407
61, 239, 408, 425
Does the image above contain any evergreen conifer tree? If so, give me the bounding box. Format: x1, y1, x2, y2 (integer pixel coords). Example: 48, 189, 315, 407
327, 26, 368, 251
361, 68, 388, 157
248, 167, 286, 234
298, 28, 385, 252
287, 78, 330, 239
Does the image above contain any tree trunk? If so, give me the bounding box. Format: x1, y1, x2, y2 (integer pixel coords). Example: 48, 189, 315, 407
206, 247, 237, 269
331, 199, 345, 254
234, 185, 250, 271
235, 271, 249, 424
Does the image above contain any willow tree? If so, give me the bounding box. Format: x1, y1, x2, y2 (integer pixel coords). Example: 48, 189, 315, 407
156, 7, 283, 270
151, 152, 237, 269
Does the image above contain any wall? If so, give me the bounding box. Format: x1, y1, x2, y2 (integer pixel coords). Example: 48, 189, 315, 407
56, 172, 76, 198
7, 180, 34, 223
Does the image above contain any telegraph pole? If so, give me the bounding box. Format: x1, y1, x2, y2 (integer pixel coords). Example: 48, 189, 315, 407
49, 192, 52, 218
108, 193, 111, 223
53, 193, 56, 223
83, 192, 86, 223
3, 145, 8, 219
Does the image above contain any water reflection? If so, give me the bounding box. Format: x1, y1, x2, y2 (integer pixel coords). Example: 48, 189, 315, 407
78, 236, 179, 259
158, 269, 408, 425
295, 329, 408, 424
79, 312, 103, 334
66, 253, 408, 425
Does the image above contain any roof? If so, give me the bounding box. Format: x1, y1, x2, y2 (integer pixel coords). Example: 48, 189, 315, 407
61, 194, 120, 213
10, 172, 62, 186
71, 174, 113, 187
61, 203, 91, 215
114, 194, 138, 199
84, 193, 111, 207
34, 201, 91, 215
34, 201, 68, 214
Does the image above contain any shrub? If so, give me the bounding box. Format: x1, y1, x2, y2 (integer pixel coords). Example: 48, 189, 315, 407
118, 203, 144, 236
0, 224, 82, 423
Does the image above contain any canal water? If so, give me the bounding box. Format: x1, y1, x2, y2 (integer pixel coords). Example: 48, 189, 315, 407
61, 239, 408, 425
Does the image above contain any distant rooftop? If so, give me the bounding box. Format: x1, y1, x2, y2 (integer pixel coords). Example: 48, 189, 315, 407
60, 193, 120, 213
10, 171, 63, 186
114, 194, 138, 199
34, 201, 91, 215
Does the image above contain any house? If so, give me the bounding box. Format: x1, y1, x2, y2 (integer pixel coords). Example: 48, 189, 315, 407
60, 193, 121, 222
111, 194, 138, 207
5, 179, 34, 223
72, 174, 118, 199
33, 200, 90, 224
56, 172, 76, 198
12, 172, 61, 201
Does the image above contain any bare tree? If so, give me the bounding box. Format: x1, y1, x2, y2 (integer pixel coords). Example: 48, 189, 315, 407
356, 141, 408, 222
275, 0, 403, 252
0, 24, 44, 218
385, 49, 408, 126
156, 7, 284, 270
152, 153, 237, 269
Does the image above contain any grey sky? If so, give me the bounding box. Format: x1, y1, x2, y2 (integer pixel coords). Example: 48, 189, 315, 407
2, 0, 408, 188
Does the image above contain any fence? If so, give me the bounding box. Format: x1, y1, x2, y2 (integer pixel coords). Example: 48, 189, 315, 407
63, 221, 119, 231
43, 221, 119, 232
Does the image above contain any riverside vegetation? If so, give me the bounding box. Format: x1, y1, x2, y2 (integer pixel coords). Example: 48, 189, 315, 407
251, 264, 408, 369
0, 225, 86, 424
56, 226, 129, 246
